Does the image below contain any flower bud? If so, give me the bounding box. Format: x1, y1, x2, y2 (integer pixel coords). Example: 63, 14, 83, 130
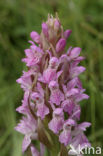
56, 38, 66, 53
42, 22, 48, 38
70, 47, 81, 59
64, 29, 72, 40
30, 31, 40, 43
54, 19, 61, 31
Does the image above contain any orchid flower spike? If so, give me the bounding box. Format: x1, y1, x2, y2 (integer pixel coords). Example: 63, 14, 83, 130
15, 14, 91, 156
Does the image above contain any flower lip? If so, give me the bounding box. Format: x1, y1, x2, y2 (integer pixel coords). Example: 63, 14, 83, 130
53, 108, 63, 116
64, 119, 76, 129
31, 92, 40, 100
49, 81, 58, 90
66, 88, 79, 98
49, 57, 58, 68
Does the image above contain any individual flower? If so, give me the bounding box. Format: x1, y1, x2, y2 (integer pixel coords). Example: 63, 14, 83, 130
38, 57, 59, 84
31, 91, 49, 120
48, 108, 64, 134
49, 80, 64, 105
59, 119, 75, 146
16, 91, 31, 116
61, 99, 75, 115
15, 116, 37, 153
68, 122, 91, 155
22, 45, 44, 67
16, 70, 34, 91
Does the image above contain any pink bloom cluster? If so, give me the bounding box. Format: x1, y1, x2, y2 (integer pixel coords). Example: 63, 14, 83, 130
15, 14, 91, 155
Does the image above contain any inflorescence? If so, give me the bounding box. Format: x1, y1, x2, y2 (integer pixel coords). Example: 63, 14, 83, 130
15, 14, 91, 156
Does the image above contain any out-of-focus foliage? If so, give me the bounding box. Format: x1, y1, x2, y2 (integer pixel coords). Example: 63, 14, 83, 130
0, 0, 103, 156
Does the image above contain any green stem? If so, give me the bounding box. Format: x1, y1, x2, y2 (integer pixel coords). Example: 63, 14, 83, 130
27, 147, 32, 156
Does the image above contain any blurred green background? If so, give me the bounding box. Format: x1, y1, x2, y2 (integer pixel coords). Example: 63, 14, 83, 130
0, 0, 103, 155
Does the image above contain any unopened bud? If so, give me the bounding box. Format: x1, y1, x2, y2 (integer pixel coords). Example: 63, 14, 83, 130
30, 31, 40, 43
42, 23, 49, 38
56, 38, 66, 53
54, 19, 61, 31
64, 29, 72, 40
